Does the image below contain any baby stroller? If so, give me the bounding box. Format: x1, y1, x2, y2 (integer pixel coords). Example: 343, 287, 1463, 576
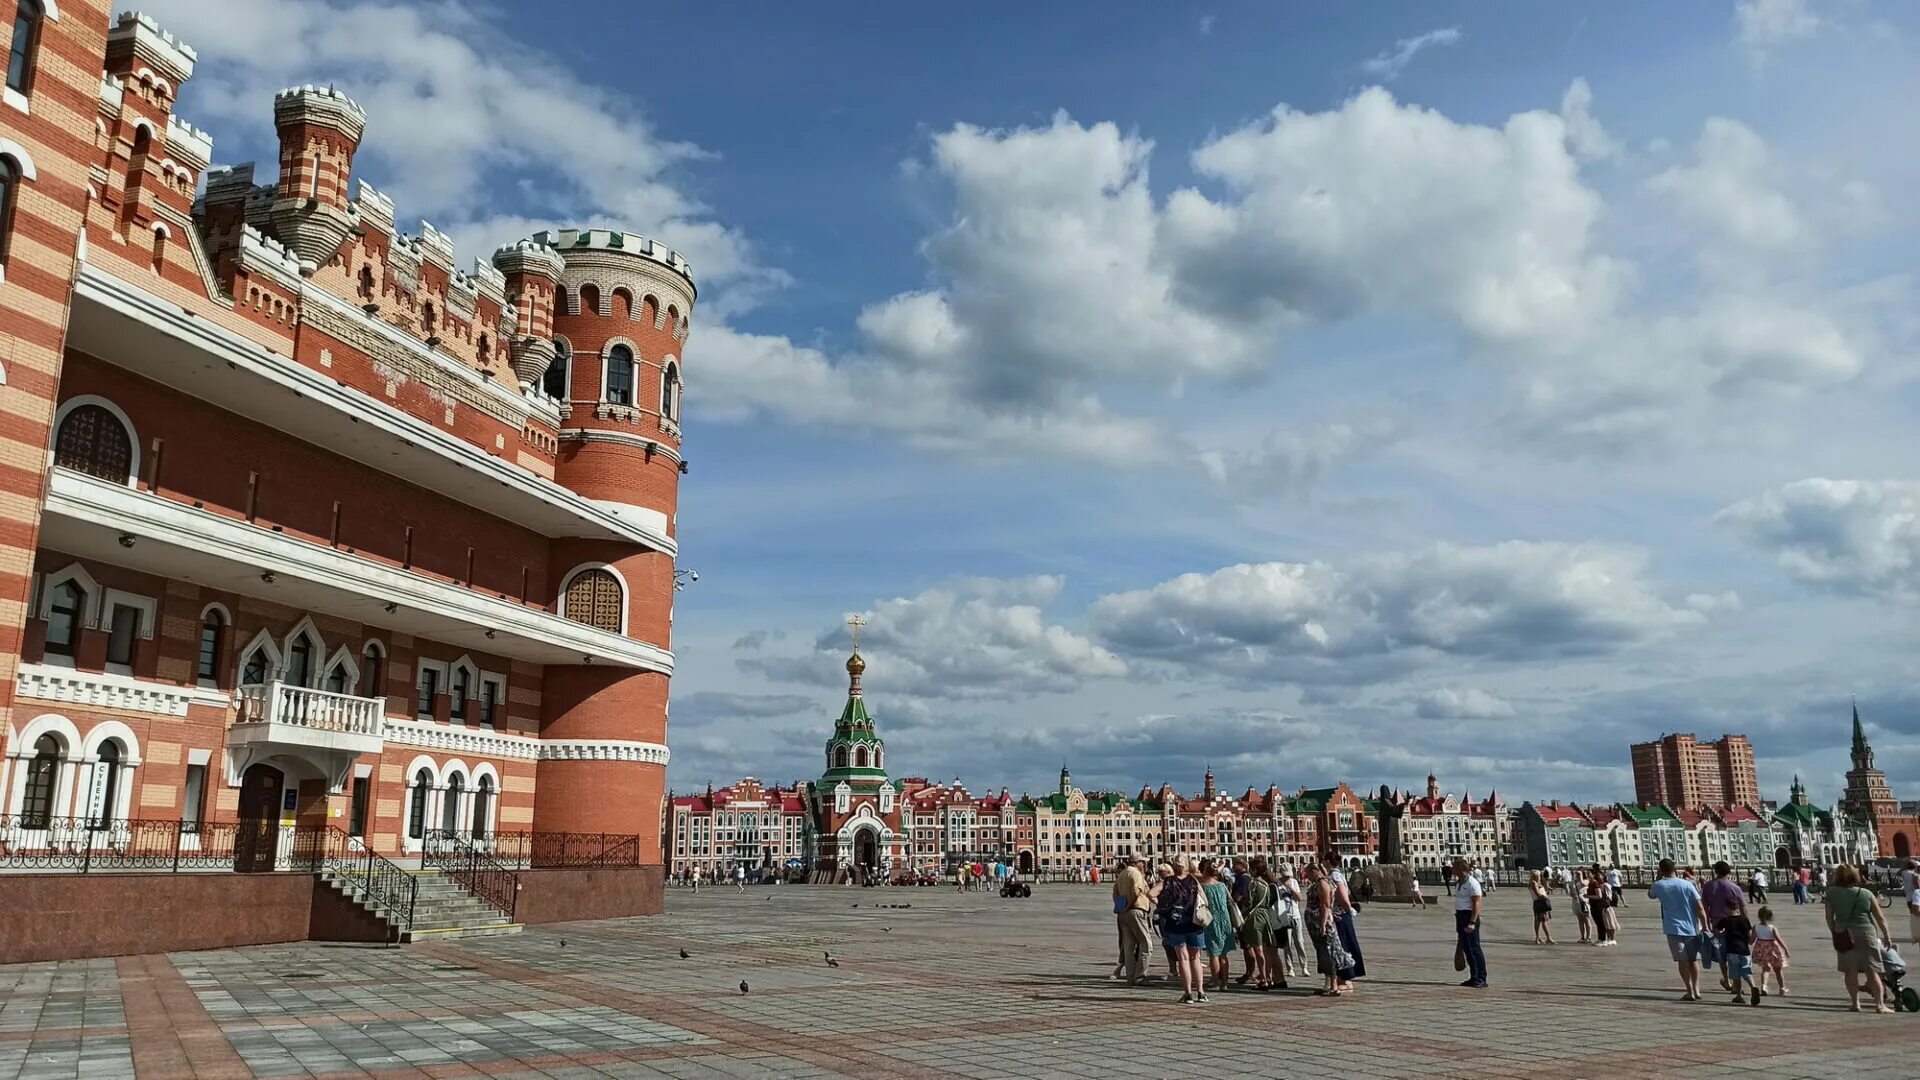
1886, 945, 1919, 1013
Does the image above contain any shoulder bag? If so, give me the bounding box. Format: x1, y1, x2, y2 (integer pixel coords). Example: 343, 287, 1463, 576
1193, 884, 1213, 928
1830, 888, 1857, 952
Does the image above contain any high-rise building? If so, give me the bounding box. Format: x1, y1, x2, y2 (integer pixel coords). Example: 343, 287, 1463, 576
1629, 733, 1758, 807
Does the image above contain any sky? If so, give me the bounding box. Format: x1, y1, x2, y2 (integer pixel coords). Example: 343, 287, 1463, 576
144, 0, 1920, 807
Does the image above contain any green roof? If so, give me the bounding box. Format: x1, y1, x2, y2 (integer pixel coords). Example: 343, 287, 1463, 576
1621, 805, 1680, 826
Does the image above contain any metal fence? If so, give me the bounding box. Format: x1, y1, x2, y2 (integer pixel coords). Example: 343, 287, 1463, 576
0, 815, 262, 873
421, 831, 519, 919
464, 830, 645, 869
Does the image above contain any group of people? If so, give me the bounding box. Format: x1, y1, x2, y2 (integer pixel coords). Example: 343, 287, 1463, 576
1646, 858, 1914, 1012
1109, 852, 1368, 1004
1527, 866, 1622, 946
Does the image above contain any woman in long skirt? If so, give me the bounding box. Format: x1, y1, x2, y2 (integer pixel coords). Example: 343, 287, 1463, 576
1325, 857, 1366, 985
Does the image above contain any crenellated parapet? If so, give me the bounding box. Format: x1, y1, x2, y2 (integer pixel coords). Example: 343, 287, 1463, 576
106, 10, 198, 91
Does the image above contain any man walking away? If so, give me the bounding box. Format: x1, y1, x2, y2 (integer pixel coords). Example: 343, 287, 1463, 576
1649, 858, 1711, 1001
1111, 856, 1154, 984
1750, 868, 1768, 905
1454, 857, 1488, 988
734, 865, 746, 893
1702, 861, 1746, 995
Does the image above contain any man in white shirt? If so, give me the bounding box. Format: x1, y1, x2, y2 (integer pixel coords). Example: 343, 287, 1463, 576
1454, 858, 1487, 988
1749, 868, 1768, 904
1605, 865, 1624, 907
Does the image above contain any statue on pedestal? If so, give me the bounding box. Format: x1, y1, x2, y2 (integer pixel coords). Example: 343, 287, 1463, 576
1377, 785, 1409, 866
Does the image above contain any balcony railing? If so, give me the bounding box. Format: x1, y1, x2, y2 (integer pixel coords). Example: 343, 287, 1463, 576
234, 681, 382, 737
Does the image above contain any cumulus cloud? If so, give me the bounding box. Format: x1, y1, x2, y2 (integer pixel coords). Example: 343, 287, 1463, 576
1718, 479, 1920, 600
1736, 0, 1822, 62
740, 577, 1126, 701
1089, 541, 1720, 685
1414, 687, 1518, 720
1361, 28, 1463, 81
1559, 78, 1620, 163
673, 692, 815, 728
1648, 118, 1804, 252
145, 0, 782, 295
1197, 422, 1389, 499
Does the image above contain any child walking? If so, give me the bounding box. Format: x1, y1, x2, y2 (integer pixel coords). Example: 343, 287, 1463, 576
1719, 905, 1758, 1004
1752, 906, 1791, 997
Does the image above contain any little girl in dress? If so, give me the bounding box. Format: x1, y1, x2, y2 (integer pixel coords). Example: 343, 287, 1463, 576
1752, 906, 1791, 997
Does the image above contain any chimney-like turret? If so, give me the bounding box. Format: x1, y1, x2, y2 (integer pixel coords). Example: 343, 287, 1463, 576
267, 85, 366, 274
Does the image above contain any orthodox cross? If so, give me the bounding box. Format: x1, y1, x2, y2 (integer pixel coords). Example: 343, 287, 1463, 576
847, 613, 867, 650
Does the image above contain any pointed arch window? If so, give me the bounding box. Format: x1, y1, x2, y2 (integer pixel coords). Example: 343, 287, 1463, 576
241, 647, 271, 686
854, 746, 868, 768
7, 1, 42, 96
660, 360, 680, 420
471, 775, 493, 840
324, 662, 349, 695
561, 568, 623, 633
408, 768, 431, 840
285, 634, 314, 687
20, 733, 59, 829
0, 156, 17, 270
442, 773, 463, 833
43, 579, 84, 659
543, 339, 570, 399
449, 665, 470, 720
605, 345, 634, 405
834, 746, 850, 770
358, 641, 385, 698
54, 404, 133, 483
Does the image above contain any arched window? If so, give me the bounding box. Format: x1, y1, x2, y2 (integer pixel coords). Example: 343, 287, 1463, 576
359, 641, 384, 698
542, 339, 569, 399
241, 647, 271, 686
0, 156, 17, 269
612, 288, 632, 320
441, 773, 463, 833
20, 733, 59, 828
605, 345, 634, 405
408, 768, 431, 840
660, 360, 680, 420
285, 634, 314, 687
834, 746, 849, 769
324, 662, 349, 694
53, 403, 133, 483
130, 125, 151, 159
43, 579, 84, 659
642, 295, 659, 327
579, 283, 600, 315
420, 301, 436, 337
471, 776, 493, 840
561, 568, 623, 633
475, 334, 489, 365
196, 608, 225, 685
357, 264, 375, 302
6, 1, 42, 95
85, 741, 121, 830
854, 746, 868, 768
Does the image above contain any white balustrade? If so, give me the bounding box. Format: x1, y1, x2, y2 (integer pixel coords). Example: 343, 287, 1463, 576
233, 681, 382, 737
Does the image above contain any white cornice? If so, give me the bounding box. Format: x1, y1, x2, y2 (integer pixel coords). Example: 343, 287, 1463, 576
557, 427, 682, 462
16, 662, 230, 718
70, 266, 676, 556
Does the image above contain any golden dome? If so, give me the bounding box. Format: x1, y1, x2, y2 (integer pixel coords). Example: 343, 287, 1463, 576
846, 651, 866, 675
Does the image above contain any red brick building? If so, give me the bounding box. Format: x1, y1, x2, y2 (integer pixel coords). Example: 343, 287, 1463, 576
1841, 705, 1919, 860
1630, 733, 1758, 809
0, 7, 686, 871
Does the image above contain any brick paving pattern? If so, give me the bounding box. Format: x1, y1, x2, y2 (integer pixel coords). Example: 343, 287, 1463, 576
2, 885, 1919, 1078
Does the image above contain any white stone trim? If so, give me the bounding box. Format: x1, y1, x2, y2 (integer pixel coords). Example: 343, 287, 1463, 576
39, 562, 103, 626
0, 138, 37, 179
538, 739, 670, 764
383, 716, 540, 760
69, 266, 673, 555
558, 562, 631, 636
599, 337, 641, 405
558, 427, 681, 461
43, 468, 675, 673
16, 662, 230, 718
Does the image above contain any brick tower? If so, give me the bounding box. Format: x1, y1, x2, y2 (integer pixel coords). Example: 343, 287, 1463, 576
526, 229, 694, 850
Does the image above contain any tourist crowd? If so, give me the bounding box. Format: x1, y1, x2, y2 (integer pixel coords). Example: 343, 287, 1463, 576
1107, 852, 1920, 1012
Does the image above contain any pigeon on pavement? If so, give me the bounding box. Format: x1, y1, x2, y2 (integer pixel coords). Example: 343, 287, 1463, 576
679, 949, 690, 959
738, 980, 750, 994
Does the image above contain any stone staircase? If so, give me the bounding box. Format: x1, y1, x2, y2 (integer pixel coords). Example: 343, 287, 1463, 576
319, 867, 523, 942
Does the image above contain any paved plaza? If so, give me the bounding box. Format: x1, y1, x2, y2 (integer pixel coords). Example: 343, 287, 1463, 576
2, 884, 1919, 1079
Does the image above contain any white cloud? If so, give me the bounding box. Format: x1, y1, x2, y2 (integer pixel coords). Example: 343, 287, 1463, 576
1648, 118, 1804, 252
1089, 541, 1719, 684
1736, 0, 1822, 62
1196, 422, 1385, 499
1559, 78, 1620, 162
1415, 687, 1517, 720
1361, 27, 1464, 81
740, 577, 1126, 701
144, 0, 781, 297
1718, 479, 1920, 600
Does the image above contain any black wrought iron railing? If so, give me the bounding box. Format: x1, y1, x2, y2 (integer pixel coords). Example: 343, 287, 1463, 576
0, 815, 262, 872
461, 830, 646, 869
421, 830, 519, 920
290, 826, 418, 928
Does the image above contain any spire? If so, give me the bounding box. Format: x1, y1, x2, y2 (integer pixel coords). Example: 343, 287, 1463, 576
1204, 764, 1215, 797
1059, 763, 1071, 797
1852, 697, 1867, 754
845, 614, 868, 698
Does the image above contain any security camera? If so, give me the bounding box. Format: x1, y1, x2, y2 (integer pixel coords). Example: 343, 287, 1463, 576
688, 570, 699, 582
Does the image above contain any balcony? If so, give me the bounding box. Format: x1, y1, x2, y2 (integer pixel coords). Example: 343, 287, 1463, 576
227, 681, 385, 789
39, 467, 674, 672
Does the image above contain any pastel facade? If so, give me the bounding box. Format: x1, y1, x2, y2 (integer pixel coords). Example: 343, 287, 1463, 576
0, 6, 687, 869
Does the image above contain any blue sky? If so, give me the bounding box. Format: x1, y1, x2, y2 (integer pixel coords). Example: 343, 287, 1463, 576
153, 1, 1920, 807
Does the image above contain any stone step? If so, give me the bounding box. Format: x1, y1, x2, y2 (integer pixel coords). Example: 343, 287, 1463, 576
399, 923, 523, 943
